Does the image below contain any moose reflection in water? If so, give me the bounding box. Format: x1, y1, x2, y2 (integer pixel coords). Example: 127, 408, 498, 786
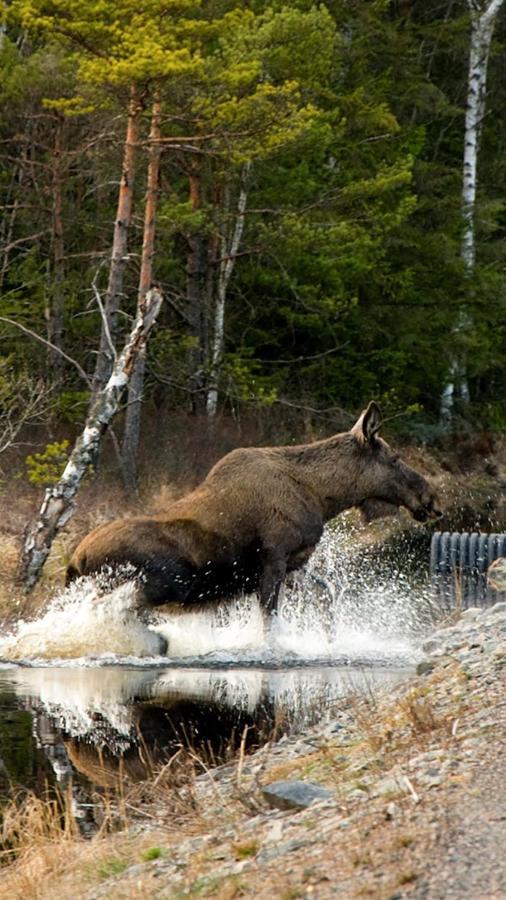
0, 664, 408, 814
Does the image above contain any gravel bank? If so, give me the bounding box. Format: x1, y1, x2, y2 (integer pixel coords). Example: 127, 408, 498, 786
74, 601, 506, 899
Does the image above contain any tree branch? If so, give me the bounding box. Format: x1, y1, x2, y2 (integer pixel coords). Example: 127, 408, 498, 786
0, 316, 91, 386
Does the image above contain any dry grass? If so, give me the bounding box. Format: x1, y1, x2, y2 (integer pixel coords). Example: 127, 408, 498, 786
1, 788, 78, 864
0, 821, 170, 900
397, 688, 442, 736
0, 531, 22, 619
0, 750, 205, 900
0, 788, 119, 899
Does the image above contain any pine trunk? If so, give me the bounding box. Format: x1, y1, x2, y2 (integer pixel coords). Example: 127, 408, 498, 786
122, 94, 162, 493
186, 167, 209, 413
18, 287, 164, 592
92, 86, 141, 395
47, 115, 65, 375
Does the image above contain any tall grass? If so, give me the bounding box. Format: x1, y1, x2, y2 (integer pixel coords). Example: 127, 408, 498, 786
0, 747, 205, 900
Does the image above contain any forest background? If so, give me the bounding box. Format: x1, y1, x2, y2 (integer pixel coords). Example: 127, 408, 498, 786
1, 0, 506, 498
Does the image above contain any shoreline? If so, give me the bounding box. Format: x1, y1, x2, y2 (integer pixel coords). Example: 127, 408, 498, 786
3, 601, 506, 898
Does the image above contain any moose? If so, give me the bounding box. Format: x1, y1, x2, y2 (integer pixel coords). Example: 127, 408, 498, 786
67, 402, 442, 613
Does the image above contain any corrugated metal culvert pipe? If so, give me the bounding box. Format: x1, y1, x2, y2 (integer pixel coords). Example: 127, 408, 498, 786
430, 531, 506, 609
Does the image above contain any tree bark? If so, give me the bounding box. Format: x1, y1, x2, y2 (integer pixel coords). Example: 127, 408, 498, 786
19, 287, 163, 592
122, 93, 162, 493
186, 166, 209, 412
47, 114, 65, 375
440, 0, 504, 421
0, 147, 28, 290
206, 162, 251, 418
92, 85, 141, 395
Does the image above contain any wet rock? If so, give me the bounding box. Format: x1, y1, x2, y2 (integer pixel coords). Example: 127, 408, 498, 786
462, 607, 482, 620
489, 602, 506, 615
261, 780, 333, 811
422, 638, 443, 654
417, 659, 436, 676
258, 838, 309, 863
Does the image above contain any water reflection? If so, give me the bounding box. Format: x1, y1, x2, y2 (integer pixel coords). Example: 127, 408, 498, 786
0, 663, 409, 799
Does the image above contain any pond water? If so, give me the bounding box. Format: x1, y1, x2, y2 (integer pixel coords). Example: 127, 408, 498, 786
0, 525, 434, 827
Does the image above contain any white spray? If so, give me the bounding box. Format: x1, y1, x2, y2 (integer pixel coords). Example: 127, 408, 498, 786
0, 523, 433, 665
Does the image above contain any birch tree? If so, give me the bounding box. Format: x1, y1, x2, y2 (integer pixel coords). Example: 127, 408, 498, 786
440, 0, 505, 420
206, 162, 251, 418
18, 287, 163, 592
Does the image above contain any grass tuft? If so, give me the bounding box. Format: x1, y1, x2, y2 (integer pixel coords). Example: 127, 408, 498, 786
232, 840, 259, 859
141, 845, 165, 861
96, 856, 129, 879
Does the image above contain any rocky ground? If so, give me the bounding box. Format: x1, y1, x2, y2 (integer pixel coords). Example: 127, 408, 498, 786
4, 600, 501, 900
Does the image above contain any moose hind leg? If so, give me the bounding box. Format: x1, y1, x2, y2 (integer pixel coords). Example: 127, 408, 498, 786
259, 549, 287, 615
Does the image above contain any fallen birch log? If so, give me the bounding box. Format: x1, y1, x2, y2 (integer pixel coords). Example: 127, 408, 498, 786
18, 287, 163, 592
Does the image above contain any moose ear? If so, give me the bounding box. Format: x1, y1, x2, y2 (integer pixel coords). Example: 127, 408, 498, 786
352, 401, 383, 444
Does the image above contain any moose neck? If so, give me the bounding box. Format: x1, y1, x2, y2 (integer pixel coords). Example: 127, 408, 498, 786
281, 432, 364, 519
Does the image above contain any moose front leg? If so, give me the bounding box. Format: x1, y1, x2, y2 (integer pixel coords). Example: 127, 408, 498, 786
259, 549, 287, 615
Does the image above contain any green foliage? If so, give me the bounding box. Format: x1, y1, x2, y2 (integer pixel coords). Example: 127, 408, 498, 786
54, 391, 89, 425
222, 353, 278, 406
25, 441, 70, 486
1, 0, 506, 436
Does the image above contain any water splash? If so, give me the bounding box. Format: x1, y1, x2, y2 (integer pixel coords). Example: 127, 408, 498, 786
155, 595, 266, 660
0, 577, 165, 662
0, 523, 434, 666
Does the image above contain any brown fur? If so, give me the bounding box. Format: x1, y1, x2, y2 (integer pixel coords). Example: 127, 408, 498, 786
67, 403, 442, 612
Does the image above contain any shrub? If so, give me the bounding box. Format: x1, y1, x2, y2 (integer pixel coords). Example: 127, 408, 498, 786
25, 440, 70, 486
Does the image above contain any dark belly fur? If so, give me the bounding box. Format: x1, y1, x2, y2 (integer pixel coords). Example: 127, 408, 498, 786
111, 541, 265, 608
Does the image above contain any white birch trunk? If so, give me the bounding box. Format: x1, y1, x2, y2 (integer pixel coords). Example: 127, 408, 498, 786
440, 0, 504, 420
19, 287, 163, 592
206, 162, 251, 418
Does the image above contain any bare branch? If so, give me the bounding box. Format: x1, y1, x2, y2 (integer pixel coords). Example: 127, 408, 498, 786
91, 265, 117, 367
0, 316, 91, 386
259, 344, 349, 365
1, 229, 49, 253
0, 375, 54, 459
